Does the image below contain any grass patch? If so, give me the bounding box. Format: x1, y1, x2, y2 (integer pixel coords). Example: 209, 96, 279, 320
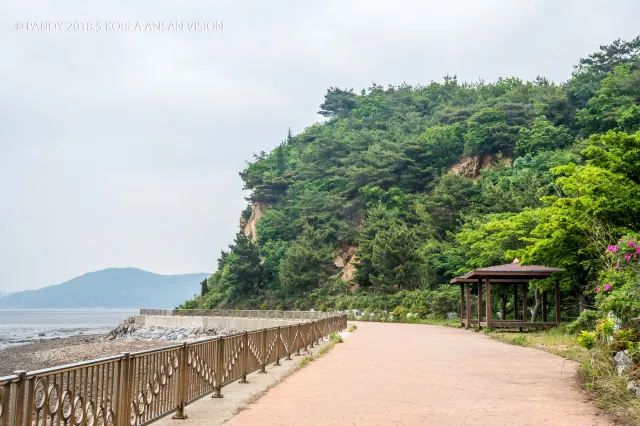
489, 325, 585, 361
348, 324, 357, 332
299, 355, 314, 367
318, 341, 336, 356
578, 347, 640, 425
510, 334, 528, 346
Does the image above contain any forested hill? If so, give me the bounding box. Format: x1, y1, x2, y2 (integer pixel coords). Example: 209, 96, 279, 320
183, 37, 640, 320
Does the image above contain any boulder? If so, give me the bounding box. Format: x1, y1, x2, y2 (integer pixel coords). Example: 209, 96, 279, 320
615, 350, 633, 376
627, 381, 640, 397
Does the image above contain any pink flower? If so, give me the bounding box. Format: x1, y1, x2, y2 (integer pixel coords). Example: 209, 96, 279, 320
595, 287, 601, 294
604, 284, 611, 291
630, 242, 636, 248
626, 254, 631, 261
607, 245, 619, 253
616, 263, 620, 270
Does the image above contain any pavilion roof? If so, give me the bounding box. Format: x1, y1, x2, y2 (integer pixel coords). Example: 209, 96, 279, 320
449, 259, 564, 283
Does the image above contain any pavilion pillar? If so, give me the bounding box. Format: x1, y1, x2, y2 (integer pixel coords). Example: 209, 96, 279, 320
485, 277, 492, 328
542, 291, 548, 323
501, 295, 506, 320
465, 283, 471, 329
460, 284, 465, 327
555, 283, 561, 324
522, 283, 528, 322
477, 279, 482, 331
513, 284, 518, 320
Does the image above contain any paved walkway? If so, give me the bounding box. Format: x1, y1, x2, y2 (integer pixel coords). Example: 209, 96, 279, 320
227, 322, 609, 426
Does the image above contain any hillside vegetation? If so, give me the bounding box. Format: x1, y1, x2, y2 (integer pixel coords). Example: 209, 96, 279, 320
0, 268, 209, 308
183, 37, 640, 326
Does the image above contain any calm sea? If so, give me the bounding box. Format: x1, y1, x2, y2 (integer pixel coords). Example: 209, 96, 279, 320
0, 309, 138, 349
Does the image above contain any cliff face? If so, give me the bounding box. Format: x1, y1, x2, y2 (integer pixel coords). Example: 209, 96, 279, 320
334, 245, 358, 285
449, 154, 494, 182
239, 202, 268, 242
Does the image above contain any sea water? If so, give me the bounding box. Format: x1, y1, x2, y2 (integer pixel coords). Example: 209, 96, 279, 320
0, 309, 138, 349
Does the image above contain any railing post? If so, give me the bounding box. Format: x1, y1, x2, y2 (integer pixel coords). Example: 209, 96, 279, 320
240, 332, 248, 383
275, 327, 281, 366
213, 338, 224, 398
260, 329, 267, 373
10, 370, 26, 426
309, 322, 314, 349
286, 325, 292, 360
173, 344, 188, 419
295, 324, 301, 356
118, 352, 135, 424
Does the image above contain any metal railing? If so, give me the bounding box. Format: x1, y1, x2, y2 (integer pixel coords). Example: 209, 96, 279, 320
0, 314, 347, 426
139, 309, 336, 320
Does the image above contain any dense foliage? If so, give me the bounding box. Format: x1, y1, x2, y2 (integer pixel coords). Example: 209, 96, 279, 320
182, 37, 640, 324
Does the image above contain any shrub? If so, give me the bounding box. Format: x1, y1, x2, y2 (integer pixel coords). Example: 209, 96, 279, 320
392, 306, 409, 321
595, 318, 616, 340
348, 325, 357, 332
578, 331, 597, 349
612, 329, 639, 352
329, 333, 343, 343
567, 309, 602, 335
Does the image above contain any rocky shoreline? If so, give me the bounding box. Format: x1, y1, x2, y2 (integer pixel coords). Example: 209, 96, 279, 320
0, 317, 244, 377
104, 316, 243, 341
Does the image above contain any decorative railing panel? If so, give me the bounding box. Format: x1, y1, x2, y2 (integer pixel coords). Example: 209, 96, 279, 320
2, 313, 347, 426
246, 330, 262, 375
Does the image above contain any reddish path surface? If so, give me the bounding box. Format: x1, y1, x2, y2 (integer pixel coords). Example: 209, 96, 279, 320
227, 322, 609, 426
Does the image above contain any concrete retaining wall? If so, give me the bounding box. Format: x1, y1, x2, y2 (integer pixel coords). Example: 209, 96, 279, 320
134, 315, 303, 330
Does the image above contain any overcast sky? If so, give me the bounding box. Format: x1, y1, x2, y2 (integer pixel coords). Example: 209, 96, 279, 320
1, 0, 638, 292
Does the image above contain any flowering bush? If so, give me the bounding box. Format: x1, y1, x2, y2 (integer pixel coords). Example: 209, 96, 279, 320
606, 234, 640, 266
597, 233, 640, 329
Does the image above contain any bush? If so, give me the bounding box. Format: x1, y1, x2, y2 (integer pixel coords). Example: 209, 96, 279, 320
596, 318, 616, 340
329, 333, 343, 343
567, 309, 602, 335
611, 329, 639, 352
392, 306, 409, 321
578, 331, 597, 349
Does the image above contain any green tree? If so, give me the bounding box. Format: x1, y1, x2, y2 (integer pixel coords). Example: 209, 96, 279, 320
279, 226, 336, 297
515, 116, 573, 156
370, 226, 422, 294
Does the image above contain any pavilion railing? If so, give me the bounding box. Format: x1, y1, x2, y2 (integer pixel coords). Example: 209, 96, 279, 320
139, 309, 336, 320
0, 314, 347, 426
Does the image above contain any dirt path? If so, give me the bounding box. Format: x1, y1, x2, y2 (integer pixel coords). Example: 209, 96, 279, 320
227, 322, 609, 426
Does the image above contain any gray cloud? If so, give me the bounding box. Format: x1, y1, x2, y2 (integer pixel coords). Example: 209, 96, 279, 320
1, 0, 639, 291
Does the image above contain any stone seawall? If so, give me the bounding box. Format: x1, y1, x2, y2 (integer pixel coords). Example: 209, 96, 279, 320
105, 315, 306, 343
133, 315, 302, 330
104, 317, 242, 342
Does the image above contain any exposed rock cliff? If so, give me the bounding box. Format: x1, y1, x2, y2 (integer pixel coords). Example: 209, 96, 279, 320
334, 245, 358, 287
449, 154, 494, 181
240, 202, 268, 242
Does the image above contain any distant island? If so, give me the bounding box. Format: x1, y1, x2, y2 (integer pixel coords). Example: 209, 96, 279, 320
0, 268, 209, 309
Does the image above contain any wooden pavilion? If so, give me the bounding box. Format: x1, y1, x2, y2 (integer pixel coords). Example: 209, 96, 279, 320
450, 259, 564, 330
